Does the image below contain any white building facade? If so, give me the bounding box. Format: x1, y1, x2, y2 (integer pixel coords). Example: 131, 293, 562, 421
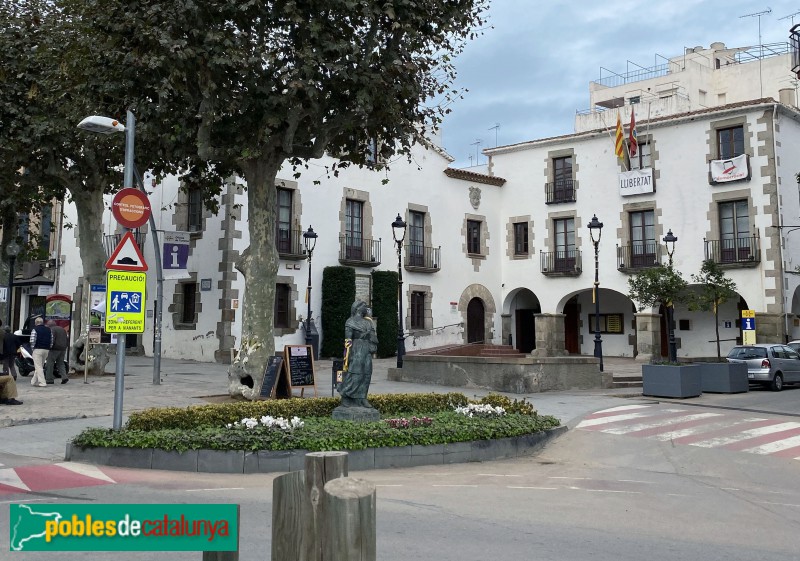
47, 41, 800, 363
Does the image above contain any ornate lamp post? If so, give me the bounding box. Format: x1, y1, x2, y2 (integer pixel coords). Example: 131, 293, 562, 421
392, 213, 407, 368
5, 240, 20, 328
302, 226, 318, 358
588, 214, 604, 372
663, 229, 678, 363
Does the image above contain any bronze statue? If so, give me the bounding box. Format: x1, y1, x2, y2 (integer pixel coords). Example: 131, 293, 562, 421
338, 300, 378, 408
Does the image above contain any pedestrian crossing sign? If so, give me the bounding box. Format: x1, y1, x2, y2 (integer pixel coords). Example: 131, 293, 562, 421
105, 270, 146, 333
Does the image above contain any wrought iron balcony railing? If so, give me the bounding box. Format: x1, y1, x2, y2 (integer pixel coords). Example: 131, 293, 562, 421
704, 235, 760, 266
338, 236, 381, 267
404, 244, 441, 272
545, 179, 576, 204
540, 249, 582, 276
276, 227, 306, 259
617, 242, 662, 271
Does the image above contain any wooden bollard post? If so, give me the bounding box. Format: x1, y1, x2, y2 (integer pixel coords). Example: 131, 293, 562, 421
271, 470, 306, 561
272, 451, 349, 561
321, 477, 376, 561
304, 451, 349, 561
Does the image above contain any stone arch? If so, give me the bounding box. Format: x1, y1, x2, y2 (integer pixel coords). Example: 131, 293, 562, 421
502, 287, 541, 352
458, 284, 497, 345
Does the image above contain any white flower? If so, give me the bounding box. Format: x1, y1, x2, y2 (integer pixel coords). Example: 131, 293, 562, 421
229, 414, 304, 430
454, 403, 506, 417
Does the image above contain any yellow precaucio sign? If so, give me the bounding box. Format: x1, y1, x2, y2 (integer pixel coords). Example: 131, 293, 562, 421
105, 271, 147, 333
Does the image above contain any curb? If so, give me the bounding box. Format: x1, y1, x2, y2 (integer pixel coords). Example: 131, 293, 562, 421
65, 425, 568, 473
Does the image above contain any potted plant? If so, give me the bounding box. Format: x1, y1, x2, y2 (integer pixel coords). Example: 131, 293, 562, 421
629, 264, 701, 398
688, 259, 748, 393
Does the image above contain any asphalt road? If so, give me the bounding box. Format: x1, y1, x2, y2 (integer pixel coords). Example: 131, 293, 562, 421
2, 396, 799, 560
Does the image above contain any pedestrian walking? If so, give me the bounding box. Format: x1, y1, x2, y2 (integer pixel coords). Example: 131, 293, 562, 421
2, 325, 19, 380
45, 320, 69, 384
29, 317, 52, 387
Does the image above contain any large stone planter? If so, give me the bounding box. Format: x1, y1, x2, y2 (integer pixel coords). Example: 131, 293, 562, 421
696, 362, 749, 393
642, 364, 701, 398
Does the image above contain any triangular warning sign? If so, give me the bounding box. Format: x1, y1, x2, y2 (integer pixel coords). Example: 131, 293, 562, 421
105, 231, 148, 272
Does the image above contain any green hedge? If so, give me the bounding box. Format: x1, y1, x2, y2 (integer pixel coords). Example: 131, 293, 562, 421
320, 266, 355, 358
371, 270, 399, 358
123, 392, 538, 431
72, 412, 560, 452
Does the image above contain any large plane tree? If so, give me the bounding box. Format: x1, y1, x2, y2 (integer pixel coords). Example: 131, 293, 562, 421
63, 0, 490, 397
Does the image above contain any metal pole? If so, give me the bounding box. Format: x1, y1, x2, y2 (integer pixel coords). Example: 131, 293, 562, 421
668, 305, 677, 363
305, 253, 313, 347
113, 109, 135, 430
134, 166, 163, 385
593, 240, 604, 372
396, 241, 405, 368
5, 254, 14, 328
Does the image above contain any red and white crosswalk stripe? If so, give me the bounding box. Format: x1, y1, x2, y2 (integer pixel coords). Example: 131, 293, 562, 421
577, 405, 800, 461
0, 462, 116, 495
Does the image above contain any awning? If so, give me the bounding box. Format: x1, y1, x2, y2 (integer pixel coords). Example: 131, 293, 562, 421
12, 274, 55, 287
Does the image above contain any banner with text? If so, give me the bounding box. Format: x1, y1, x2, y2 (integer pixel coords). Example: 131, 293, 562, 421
9, 503, 238, 551
619, 167, 654, 196
709, 154, 750, 184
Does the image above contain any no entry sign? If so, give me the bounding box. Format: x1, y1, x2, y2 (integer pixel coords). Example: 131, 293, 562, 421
112, 188, 152, 229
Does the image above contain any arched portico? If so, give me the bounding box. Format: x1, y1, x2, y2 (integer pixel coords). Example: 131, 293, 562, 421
502, 288, 542, 353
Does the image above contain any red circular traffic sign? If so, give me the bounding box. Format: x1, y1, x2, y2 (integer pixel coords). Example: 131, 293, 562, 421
112, 188, 151, 229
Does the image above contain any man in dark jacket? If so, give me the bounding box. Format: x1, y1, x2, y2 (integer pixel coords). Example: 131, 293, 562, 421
45, 320, 69, 384
2, 326, 19, 380
30, 317, 53, 387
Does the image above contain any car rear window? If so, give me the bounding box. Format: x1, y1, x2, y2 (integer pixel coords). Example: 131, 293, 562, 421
727, 346, 767, 359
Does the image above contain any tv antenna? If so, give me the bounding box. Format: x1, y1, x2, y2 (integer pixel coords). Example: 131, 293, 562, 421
740, 8, 772, 97
470, 139, 482, 166
778, 10, 800, 24
488, 123, 500, 147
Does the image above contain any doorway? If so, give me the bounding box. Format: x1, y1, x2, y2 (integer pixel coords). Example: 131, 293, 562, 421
467, 298, 485, 343
515, 309, 536, 353
564, 297, 579, 354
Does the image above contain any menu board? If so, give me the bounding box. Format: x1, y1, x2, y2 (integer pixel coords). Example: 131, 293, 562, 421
258, 355, 285, 399
284, 345, 315, 387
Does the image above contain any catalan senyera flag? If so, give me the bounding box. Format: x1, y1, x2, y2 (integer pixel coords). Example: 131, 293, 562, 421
629, 109, 638, 158
614, 112, 624, 160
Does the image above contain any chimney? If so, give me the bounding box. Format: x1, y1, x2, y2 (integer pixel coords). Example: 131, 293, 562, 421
779, 88, 797, 107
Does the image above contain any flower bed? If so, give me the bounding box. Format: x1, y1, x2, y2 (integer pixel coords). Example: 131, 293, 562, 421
71, 393, 559, 453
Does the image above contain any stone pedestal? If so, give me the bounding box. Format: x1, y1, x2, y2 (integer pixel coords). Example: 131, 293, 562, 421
531, 313, 567, 357
332, 406, 380, 422
634, 312, 661, 362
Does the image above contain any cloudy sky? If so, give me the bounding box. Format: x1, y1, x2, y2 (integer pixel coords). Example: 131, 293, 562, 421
440, 0, 800, 168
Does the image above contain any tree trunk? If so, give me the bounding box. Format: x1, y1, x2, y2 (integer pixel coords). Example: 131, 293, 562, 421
1, 205, 17, 328
714, 306, 721, 361
69, 184, 111, 375
228, 158, 280, 399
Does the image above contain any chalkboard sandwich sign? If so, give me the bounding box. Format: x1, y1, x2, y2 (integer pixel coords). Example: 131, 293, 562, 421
258, 354, 291, 399
283, 344, 317, 397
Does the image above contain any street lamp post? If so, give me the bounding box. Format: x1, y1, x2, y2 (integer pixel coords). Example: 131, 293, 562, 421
77, 110, 135, 430
303, 226, 318, 358
5, 241, 20, 328
392, 213, 407, 368
588, 214, 604, 372
663, 229, 678, 363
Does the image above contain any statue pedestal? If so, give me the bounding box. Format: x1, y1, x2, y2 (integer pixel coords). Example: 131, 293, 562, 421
332, 406, 380, 422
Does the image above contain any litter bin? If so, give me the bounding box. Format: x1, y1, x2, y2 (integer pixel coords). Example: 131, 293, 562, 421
332, 358, 344, 397
305, 318, 320, 361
